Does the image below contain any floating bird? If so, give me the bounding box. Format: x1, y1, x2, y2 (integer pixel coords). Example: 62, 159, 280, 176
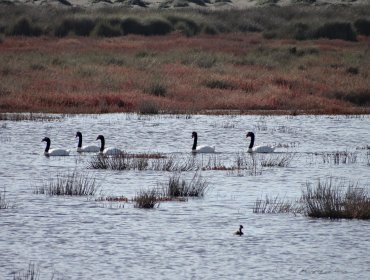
246, 132, 275, 153
76, 131, 100, 153
191, 131, 215, 153
234, 225, 244, 236
96, 135, 122, 155
42, 137, 70, 156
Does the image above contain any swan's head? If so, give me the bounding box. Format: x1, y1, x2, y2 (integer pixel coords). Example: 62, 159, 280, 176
96, 135, 104, 141
42, 137, 50, 143
192, 131, 197, 138
246, 132, 254, 138
76, 131, 82, 138
239, 225, 243, 230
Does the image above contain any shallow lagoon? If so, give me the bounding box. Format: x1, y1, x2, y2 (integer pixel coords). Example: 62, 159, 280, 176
0, 114, 369, 279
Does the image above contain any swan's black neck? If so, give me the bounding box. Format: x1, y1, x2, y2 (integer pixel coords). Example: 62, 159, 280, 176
98, 137, 105, 152
43, 138, 51, 152
239, 225, 244, 235
192, 134, 197, 151
248, 133, 255, 149
77, 134, 82, 148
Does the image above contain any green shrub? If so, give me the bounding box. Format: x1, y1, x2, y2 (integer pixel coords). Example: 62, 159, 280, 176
313, 22, 357, 41
145, 82, 167, 97
166, 15, 200, 36
143, 18, 173, 35
354, 19, 370, 36
120, 17, 146, 35
204, 79, 235, 90
138, 100, 159, 114
8, 17, 42, 36
55, 17, 95, 37
91, 21, 121, 37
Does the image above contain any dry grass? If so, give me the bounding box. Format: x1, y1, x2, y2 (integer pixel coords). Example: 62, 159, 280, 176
302, 178, 370, 219
34, 170, 99, 196
161, 172, 209, 197
0, 32, 370, 114
89, 154, 199, 171
133, 188, 160, 208
0, 188, 10, 209
253, 195, 301, 214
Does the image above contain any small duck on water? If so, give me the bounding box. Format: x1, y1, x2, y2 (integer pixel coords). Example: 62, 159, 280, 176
234, 225, 244, 236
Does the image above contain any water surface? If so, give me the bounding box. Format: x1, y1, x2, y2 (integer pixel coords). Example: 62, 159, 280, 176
0, 114, 369, 279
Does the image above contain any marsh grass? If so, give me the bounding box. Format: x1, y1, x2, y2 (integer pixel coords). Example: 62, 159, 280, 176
34, 171, 99, 196
302, 178, 370, 219
161, 172, 209, 198
260, 153, 295, 167
0, 188, 10, 209
12, 263, 40, 280
89, 154, 198, 171
0, 113, 63, 122
133, 188, 159, 208
321, 151, 357, 164
253, 195, 301, 214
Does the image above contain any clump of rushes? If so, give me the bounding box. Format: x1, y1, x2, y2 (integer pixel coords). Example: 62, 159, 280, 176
12, 263, 40, 280
133, 188, 160, 208
34, 171, 98, 196
161, 172, 209, 198
88, 154, 198, 172
0, 188, 10, 209
260, 154, 295, 167
253, 195, 301, 214
302, 178, 370, 219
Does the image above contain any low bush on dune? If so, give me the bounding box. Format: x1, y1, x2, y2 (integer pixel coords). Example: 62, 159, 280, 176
313, 22, 357, 41
354, 18, 370, 36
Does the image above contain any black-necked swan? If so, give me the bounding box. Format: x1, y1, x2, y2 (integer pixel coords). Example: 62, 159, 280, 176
246, 132, 275, 153
191, 131, 215, 153
96, 135, 122, 155
76, 131, 100, 153
42, 137, 70, 156
234, 225, 244, 236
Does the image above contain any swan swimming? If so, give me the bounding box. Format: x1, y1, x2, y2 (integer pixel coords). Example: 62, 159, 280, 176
96, 135, 122, 155
246, 132, 275, 153
42, 137, 70, 156
191, 131, 215, 153
76, 131, 100, 153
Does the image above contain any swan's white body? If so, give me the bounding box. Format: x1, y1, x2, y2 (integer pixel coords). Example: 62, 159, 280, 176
100, 147, 122, 155
42, 137, 70, 157
191, 132, 215, 154
194, 145, 216, 153
44, 149, 70, 157
76, 132, 100, 153
248, 145, 275, 153
96, 135, 122, 156
77, 145, 100, 153
246, 132, 275, 154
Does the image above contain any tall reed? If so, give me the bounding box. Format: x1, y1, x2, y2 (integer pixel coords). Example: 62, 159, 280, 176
34, 170, 99, 196
302, 178, 370, 219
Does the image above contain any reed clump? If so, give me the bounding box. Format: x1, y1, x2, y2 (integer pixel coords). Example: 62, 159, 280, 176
0, 188, 10, 209
133, 188, 160, 208
260, 154, 295, 167
302, 178, 370, 219
321, 151, 357, 164
253, 195, 301, 214
34, 171, 99, 196
161, 172, 209, 198
12, 263, 40, 280
89, 154, 199, 172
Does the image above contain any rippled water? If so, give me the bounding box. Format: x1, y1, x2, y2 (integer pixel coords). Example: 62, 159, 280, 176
1, 114, 369, 279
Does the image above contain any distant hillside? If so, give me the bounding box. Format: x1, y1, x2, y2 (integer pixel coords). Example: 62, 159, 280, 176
0, 0, 369, 8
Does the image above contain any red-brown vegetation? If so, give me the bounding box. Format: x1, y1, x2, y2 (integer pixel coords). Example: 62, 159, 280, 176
1, 34, 369, 114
